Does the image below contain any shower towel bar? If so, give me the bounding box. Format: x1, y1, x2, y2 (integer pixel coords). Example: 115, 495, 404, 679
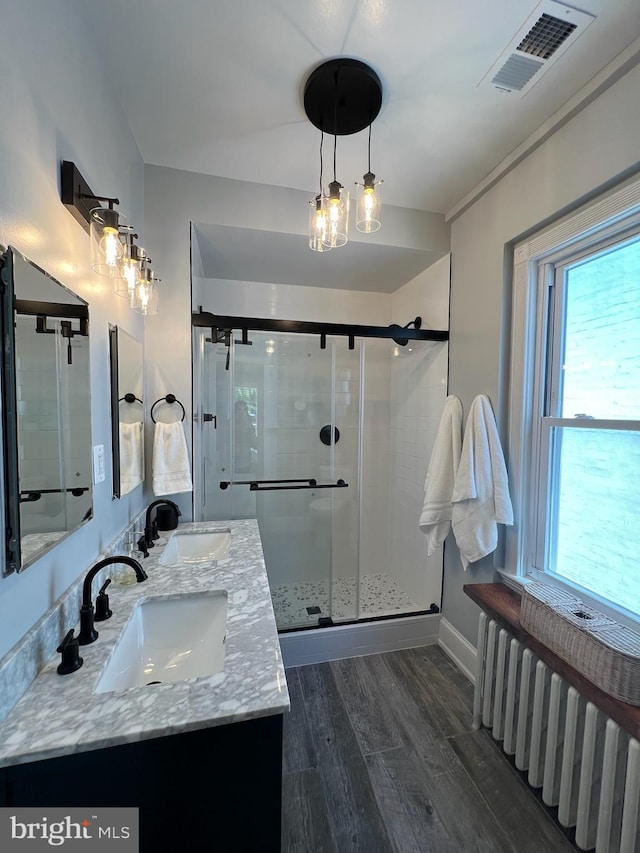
219, 478, 348, 491
249, 480, 348, 492
19, 487, 89, 503
220, 478, 316, 490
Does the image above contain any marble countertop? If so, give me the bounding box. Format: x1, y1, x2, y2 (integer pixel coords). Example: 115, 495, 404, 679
0, 520, 289, 768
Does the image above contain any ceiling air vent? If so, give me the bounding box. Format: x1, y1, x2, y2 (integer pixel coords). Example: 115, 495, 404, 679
479, 0, 596, 96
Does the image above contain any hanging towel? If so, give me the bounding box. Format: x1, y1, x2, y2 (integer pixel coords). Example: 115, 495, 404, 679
419, 395, 463, 555
451, 394, 513, 570
152, 421, 193, 496
119, 421, 144, 493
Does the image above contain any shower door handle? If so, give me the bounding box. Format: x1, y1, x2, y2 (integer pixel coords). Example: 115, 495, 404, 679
248, 479, 348, 492
219, 478, 349, 491
203, 413, 217, 427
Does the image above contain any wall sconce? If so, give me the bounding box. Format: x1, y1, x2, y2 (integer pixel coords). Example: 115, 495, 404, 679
115, 233, 147, 306
61, 161, 124, 276
132, 261, 160, 316
61, 161, 160, 314
304, 59, 383, 251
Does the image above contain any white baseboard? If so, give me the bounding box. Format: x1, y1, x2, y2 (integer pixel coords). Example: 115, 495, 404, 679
438, 617, 477, 684
279, 613, 441, 668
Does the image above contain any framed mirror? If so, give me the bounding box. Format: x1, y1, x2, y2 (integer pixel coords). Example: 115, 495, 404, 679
0, 246, 93, 574
109, 326, 144, 498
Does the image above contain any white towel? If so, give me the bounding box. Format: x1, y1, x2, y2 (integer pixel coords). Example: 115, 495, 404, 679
152, 421, 193, 496
451, 394, 514, 570
119, 421, 144, 493
419, 395, 463, 555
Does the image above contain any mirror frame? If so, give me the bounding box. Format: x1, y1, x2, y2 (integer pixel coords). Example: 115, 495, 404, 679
0, 248, 20, 574
0, 246, 93, 575
109, 325, 144, 499
109, 325, 121, 498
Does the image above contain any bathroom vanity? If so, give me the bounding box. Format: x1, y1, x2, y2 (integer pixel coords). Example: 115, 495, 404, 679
0, 520, 289, 852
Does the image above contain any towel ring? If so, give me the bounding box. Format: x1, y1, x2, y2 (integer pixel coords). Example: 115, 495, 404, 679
119, 393, 143, 405
150, 394, 185, 423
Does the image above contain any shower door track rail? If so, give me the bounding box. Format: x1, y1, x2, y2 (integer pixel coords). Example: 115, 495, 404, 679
193, 309, 449, 347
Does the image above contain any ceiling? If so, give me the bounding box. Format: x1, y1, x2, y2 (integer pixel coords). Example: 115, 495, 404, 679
79, 0, 640, 291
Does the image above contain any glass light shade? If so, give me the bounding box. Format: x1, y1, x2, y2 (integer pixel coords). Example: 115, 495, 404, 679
355, 172, 382, 233
115, 245, 147, 305
308, 195, 332, 252
132, 270, 159, 316
90, 207, 124, 277
322, 181, 349, 249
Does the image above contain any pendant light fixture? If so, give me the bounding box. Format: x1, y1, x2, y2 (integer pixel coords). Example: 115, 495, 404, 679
308, 131, 331, 252
324, 124, 349, 249
355, 123, 383, 233
303, 58, 383, 251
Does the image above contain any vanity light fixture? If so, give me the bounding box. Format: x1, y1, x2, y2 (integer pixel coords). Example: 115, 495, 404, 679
115, 232, 147, 306
89, 203, 124, 277
60, 161, 125, 276
60, 161, 160, 301
303, 59, 383, 251
132, 260, 160, 316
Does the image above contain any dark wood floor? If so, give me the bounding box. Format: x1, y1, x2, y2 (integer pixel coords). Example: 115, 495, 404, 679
281, 645, 576, 853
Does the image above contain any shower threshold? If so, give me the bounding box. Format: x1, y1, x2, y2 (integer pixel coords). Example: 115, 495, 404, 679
278, 605, 439, 634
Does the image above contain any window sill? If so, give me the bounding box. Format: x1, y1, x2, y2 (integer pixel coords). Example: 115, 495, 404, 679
498, 567, 640, 634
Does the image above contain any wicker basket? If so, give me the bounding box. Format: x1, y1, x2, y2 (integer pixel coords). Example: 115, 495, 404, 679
520, 583, 640, 706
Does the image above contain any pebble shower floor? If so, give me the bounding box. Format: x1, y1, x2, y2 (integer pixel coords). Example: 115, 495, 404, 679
270, 572, 419, 628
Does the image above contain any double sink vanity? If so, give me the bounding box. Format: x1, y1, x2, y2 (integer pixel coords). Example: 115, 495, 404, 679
0, 520, 289, 852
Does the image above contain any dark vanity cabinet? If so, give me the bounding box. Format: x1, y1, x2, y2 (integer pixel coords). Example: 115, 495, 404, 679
0, 713, 283, 852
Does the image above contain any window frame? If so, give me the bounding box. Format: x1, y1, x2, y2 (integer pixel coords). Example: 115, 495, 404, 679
504, 174, 640, 629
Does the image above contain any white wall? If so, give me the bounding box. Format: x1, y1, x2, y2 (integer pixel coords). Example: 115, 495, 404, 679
0, 0, 145, 659
445, 62, 640, 644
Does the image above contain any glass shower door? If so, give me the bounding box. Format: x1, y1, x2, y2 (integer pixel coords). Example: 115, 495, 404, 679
195, 327, 361, 630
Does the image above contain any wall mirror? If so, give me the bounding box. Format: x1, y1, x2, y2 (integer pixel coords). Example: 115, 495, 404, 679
0, 246, 93, 575
109, 325, 144, 498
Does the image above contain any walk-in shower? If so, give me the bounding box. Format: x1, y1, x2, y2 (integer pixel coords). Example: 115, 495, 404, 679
192, 310, 449, 632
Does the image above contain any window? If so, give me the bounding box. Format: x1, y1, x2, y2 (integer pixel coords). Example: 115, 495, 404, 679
507, 177, 640, 625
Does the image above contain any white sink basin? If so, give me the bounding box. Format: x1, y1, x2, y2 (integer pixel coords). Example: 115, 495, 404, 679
159, 529, 230, 566
95, 590, 227, 693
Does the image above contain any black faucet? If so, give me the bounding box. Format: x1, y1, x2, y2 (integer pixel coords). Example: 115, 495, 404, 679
139, 499, 182, 554
77, 556, 147, 646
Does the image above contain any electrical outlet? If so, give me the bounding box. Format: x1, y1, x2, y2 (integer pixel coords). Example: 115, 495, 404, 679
93, 444, 106, 484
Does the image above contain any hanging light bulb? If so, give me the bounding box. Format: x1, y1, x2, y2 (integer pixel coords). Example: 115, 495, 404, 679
355, 124, 383, 233
90, 203, 124, 277
309, 194, 331, 252
309, 130, 332, 252
323, 179, 348, 248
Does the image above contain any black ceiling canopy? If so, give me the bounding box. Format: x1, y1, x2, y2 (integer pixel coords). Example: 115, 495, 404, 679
303, 58, 383, 136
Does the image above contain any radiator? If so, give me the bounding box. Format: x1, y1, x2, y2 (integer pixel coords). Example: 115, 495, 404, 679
473, 613, 640, 853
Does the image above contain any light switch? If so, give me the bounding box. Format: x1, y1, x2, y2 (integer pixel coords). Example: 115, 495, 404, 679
93, 444, 106, 484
